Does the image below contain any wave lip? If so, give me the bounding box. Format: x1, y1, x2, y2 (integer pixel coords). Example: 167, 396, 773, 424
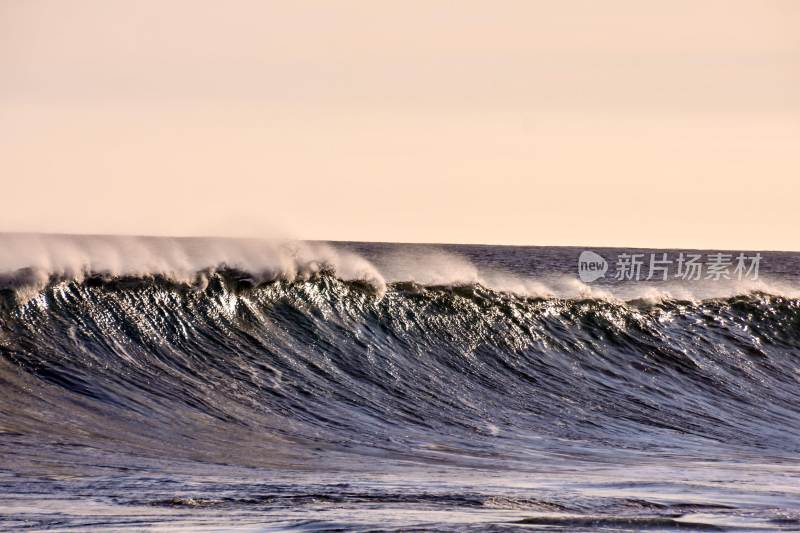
0, 232, 388, 295
2, 233, 799, 303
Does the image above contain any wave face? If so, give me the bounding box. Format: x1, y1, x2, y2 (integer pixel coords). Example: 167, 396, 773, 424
2, 235, 800, 531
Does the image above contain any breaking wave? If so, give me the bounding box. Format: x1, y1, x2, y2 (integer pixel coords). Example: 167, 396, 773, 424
2, 236, 800, 471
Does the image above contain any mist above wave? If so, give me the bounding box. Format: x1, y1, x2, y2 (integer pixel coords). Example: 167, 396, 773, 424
0, 233, 386, 294
0, 233, 798, 302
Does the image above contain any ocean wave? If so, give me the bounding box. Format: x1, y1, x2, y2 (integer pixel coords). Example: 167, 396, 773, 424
2, 233, 799, 303
2, 267, 800, 471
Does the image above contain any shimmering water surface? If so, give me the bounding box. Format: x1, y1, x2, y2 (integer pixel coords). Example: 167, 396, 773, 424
1, 236, 799, 531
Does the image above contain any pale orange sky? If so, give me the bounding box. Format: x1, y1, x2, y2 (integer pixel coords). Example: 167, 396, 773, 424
1, 1, 798, 249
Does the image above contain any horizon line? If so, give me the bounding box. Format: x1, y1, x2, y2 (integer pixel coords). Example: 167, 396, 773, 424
1, 230, 797, 254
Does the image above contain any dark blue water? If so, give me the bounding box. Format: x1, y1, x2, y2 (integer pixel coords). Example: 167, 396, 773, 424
1, 235, 799, 531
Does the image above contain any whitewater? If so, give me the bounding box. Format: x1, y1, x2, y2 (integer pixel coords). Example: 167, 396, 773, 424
1, 234, 800, 531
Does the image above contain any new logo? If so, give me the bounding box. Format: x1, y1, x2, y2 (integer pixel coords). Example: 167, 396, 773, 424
578, 251, 607, 282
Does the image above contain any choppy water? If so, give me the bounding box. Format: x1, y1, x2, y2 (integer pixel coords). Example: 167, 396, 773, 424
1, 235, 799, 531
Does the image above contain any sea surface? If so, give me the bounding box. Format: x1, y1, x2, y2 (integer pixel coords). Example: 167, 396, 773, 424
1, 234, 799, 531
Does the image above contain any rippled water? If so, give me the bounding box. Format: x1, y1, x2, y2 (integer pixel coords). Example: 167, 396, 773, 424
1, 237, 799, 531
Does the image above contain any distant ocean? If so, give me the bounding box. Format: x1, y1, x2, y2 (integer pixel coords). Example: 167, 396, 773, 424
1, 234, 800, 531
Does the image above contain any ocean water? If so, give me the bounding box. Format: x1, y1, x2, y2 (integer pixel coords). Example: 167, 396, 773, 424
1, 234, 800, 531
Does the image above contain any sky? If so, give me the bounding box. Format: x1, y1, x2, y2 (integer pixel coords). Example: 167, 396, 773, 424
1, 0, 799, 250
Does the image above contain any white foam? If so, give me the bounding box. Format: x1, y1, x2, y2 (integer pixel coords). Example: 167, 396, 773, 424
0, 233, 386, 295
1, 234, 797, 302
